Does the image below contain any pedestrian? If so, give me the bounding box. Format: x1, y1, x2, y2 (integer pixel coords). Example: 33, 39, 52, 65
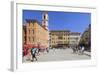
77, 46, 80, 54
38, 48, 41, 54
78, 46, 82, 55
46, 48, 49, 53
36, 48, 39, 55
72, 46, 76, 53
76, 46, 79, 54
31, 47, 37, 62
81, 46, 85, 55
53, 47, 55, 52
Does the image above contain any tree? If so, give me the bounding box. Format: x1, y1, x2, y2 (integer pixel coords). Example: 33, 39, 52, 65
79, 24, 91, 51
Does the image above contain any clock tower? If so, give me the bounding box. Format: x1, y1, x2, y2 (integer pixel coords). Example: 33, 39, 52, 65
42, 12, 48, 30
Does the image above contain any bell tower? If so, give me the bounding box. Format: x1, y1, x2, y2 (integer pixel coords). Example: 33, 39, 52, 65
42, 11, 48, 30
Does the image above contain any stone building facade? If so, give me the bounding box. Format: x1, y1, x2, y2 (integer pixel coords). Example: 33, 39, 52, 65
23, 12, 49, 49
49, 31, 81, 48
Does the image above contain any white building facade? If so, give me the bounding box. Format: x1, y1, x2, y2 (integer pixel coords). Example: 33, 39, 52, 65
69, 32, 81, 46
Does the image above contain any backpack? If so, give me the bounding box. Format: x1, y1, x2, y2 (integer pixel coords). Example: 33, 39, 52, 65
31, 48, 36, 54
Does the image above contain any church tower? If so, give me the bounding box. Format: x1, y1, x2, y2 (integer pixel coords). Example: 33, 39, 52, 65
42, 11, 48, 30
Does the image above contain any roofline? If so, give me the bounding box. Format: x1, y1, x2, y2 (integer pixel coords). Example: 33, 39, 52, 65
25, 19, 48, 31
50, 30, 70, 32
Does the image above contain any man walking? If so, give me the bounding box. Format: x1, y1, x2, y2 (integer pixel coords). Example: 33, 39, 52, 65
31, 47, 37, 62
81, 46, 85, 55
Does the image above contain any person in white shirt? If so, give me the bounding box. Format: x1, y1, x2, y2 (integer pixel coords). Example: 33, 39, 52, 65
81, 46, 85, 55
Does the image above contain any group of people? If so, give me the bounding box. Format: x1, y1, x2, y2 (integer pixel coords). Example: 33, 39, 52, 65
72, 45, 85, 55
26, 47, 49, 62
24, 47, 40, 62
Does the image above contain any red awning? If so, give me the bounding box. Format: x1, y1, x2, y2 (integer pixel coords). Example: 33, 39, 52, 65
23, 44, 46, 49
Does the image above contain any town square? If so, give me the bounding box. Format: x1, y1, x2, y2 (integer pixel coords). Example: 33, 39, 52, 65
22, 10, 91, 62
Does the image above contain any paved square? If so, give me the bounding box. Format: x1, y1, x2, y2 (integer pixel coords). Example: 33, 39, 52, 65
23, 48, 90, 63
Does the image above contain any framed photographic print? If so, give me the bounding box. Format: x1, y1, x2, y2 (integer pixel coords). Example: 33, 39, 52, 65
11, 0, 97, 71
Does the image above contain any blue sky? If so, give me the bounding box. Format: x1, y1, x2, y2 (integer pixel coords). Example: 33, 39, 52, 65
23, 10, 91, 33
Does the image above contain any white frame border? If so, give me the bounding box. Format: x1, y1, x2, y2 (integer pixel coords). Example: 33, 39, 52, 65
11, 1, 97, 72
